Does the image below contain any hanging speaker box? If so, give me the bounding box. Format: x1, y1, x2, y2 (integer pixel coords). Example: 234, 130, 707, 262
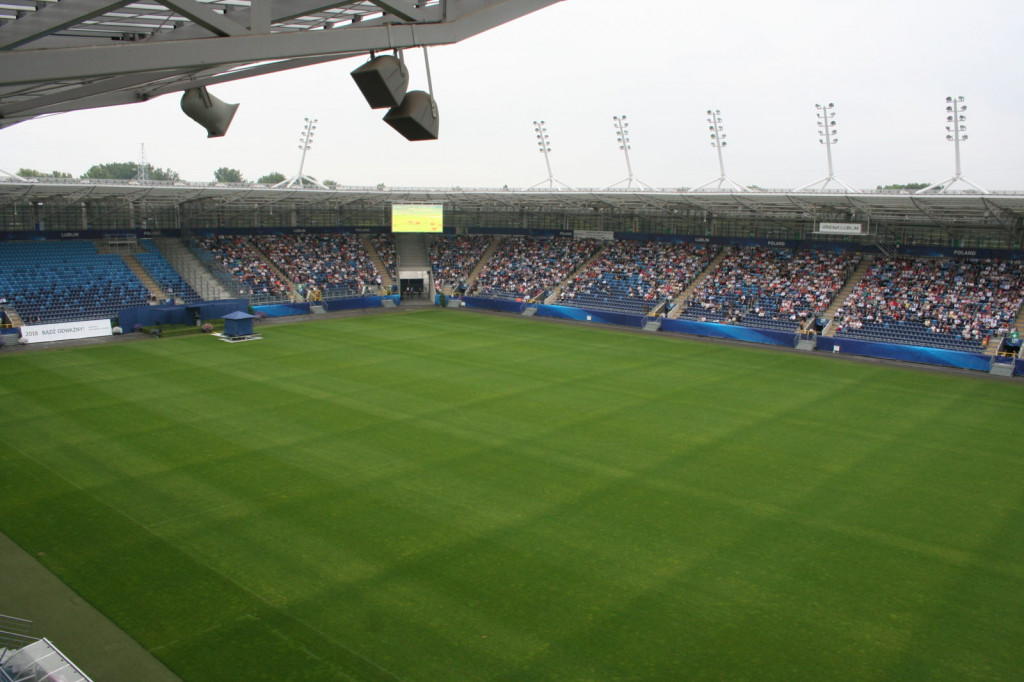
350, 55, 409, 109
180, 87, 239, 138
383, 91, 440, 141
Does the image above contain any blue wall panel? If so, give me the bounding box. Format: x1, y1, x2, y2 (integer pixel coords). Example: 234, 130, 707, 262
660, 319, 797, 347
118, 298, 248, 329
254, 302, 310, 317
815, 336, 991, 372
463, 297, 527, 314
535, 304, 646, 328
325, 296, 394, 312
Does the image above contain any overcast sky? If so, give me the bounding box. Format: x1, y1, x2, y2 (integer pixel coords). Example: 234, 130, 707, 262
4, 0, 1023, 191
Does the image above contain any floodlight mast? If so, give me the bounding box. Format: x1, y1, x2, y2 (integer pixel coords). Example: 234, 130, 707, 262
275, 117, 328, 189
692, 109, 749, 192
795, 103, 859, 192
135, 143, 150, 183
917, 95, 988, 194
604, 115, 653, 190
527, 120, 573, 190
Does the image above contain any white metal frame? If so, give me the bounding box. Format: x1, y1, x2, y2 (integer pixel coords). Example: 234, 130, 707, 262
0, 0, 564, 127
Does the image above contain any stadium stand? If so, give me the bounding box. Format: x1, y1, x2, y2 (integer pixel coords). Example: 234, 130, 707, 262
678, 247, 861, 331
371, 234, 397, 281
134, 239, 201, 303
469, 236, 602, 301
430, 235, 491, 294
252, 232, 380, 299
832, 256, 1024, 351
558, 240, 720, 315
0, 241, 149, 324
194, 234, 287, 299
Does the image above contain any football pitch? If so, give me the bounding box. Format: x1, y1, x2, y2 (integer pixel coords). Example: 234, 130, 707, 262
1, 309, 1023, 681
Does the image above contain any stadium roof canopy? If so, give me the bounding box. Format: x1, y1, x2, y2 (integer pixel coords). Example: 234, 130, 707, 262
2, 178, 1024, 234
0, 0, 561, 127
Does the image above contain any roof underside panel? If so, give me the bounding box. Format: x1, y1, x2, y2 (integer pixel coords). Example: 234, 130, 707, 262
0, 0, 562, 126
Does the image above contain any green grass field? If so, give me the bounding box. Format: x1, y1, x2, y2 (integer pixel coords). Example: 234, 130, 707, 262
2, 309, 1023, 681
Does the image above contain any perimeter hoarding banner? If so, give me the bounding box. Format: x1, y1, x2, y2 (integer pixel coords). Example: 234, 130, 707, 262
391, 204, 443, 233
20, 319, 112, 344
817, 222, 864, 235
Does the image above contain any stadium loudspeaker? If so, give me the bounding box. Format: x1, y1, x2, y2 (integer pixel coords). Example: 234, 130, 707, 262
350, 55, 409, 109
383, 90, 439, 141
180, 87, 239, 138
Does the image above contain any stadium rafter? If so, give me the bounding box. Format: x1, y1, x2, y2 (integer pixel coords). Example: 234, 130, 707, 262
0, 0, 563, 127
4, 178, 1024, 247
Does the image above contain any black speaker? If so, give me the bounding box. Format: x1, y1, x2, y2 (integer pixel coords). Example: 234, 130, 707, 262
383, 90, 439, 141
350, 55, 409, 109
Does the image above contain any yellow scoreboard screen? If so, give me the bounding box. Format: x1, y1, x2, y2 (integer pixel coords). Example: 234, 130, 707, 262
391, 204, 443, 233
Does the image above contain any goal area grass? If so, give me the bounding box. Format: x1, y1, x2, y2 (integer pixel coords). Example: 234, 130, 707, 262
2, 309, 1023, 681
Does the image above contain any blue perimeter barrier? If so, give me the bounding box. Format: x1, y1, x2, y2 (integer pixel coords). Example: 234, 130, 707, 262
460, 296, 1014, 374
254, 295, 399, 317
254, 302, 310, 317
536, 304, 646, 328
118, 299, 249, 329
815, 336, 992, 372
660, 318, 797, 347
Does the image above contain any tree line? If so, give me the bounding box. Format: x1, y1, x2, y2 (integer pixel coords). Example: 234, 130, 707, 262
15, 163, 336, 186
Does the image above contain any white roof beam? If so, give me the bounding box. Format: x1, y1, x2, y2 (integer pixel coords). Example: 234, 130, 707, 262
0, 0, 559, 84
0, 0, 133, 50
156, 0, 252, 37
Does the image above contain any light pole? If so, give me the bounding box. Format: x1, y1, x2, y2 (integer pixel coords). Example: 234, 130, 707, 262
275, 117, 328, 189
796, 103, 858, 192
917, 95, 987, 194
692, 108, 748, 192
527, 120, 573, 190
605, 115, 652, 190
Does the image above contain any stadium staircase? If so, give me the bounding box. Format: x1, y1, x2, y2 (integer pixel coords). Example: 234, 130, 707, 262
361, 234, 395, 290
543, 244, 608, 304
156, 238, 233, 300
795, 335, 816, 351
395, 233, 430, 270
1013, 305, 1024, 336
248, 240, 297, 297
989, 359, 1015, 377
667, 248, 730, 319
122, 254, 167, 302
462, 235, 501, 292
819, 255, 874, 336
3, 308, 24, 328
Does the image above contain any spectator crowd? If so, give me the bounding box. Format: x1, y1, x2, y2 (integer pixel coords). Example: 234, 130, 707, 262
430, 235, 491, 293
470, 236, 601, 300
558, 240, 720, 313
680, 247, 860, 329
197, 234, 287, 297
253, 233, 381, 298
832, 256, 1024, 348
